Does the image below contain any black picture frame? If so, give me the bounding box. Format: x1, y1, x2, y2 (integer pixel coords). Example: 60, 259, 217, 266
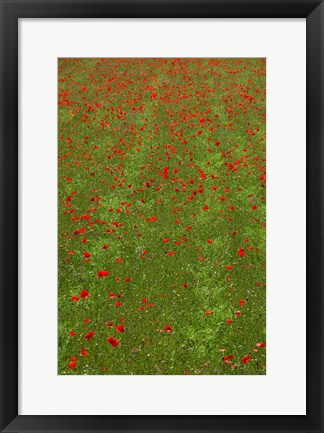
1, 1, 323, 432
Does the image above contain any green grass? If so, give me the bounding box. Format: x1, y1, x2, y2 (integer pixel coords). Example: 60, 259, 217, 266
58, 58, 266, 375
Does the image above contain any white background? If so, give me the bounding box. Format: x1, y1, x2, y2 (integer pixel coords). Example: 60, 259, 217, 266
19, 19, 306, 415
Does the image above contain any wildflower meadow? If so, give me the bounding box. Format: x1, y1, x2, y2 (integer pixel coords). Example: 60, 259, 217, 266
58, 58, 266, 375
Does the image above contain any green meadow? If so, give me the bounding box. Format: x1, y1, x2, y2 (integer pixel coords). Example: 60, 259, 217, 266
58, 58, 266, 375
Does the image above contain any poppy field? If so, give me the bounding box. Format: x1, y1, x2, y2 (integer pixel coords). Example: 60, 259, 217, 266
58, 58, 266, 375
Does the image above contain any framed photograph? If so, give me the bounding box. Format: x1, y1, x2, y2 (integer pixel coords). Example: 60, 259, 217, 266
0, 0, 323, 432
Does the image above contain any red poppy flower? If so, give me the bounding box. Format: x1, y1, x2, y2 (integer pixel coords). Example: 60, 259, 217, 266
202, 205, 209, 211
239, 299, 245, 306
226, 265, 233, 270
83, 252, 91, 258
238, 248, 245, 258
256, 342, 266, 348
69, 331, 75, 337
223, 354, 234, 364
125, 278, 131, 283
115, 301, 122, 307
240, 355, 251, 364
116, 324, 124, 333
68, 357, 77, 370
164, 324, 173, 333
98, 270, 109, 277
251, 205, 258, 210
80, 290, 90, 300
226, 319, 233, 324
116, 257, 123, 263
106, 321, 114, 328
85, 331, 94, 341
205, 310, 211, 315
71, 296, 79, 302
81, 347, 89, 356
107, 337, 120, 348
